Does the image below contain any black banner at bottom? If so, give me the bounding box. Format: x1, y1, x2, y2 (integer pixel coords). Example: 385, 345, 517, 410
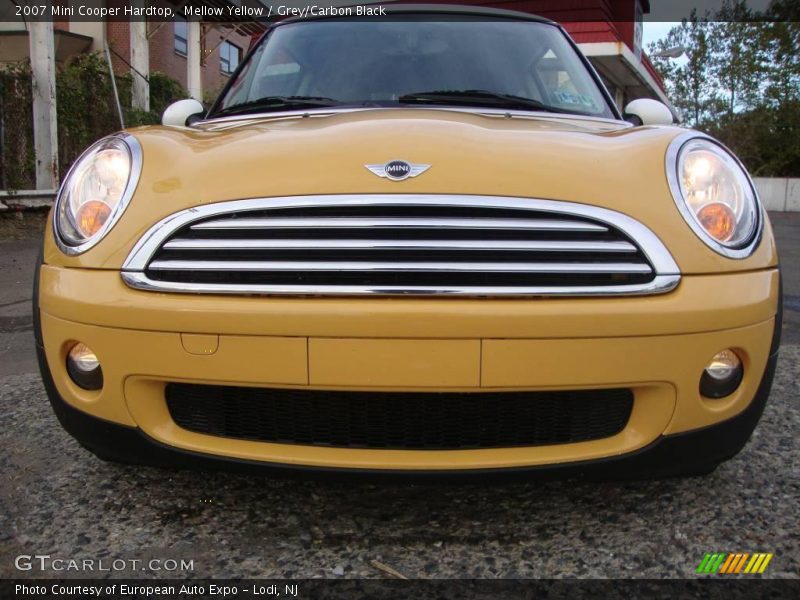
2, 579, 799, 600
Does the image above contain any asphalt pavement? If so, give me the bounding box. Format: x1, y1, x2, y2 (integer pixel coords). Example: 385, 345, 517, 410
0, 212, 797, 579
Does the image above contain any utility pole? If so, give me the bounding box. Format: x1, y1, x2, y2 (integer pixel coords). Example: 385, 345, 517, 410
130, 0, 150, 112
104, 43, 125, 129
29, 21, 58, 190
187, 20, 203, 101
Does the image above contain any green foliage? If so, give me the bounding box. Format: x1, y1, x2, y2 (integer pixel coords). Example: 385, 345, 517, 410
0, 61, 36, 191
0, 52, 186, 189
149, 71, 188, 116
56, 52, 125, 176
705, 100, 800, 177
648, 0, 800, 176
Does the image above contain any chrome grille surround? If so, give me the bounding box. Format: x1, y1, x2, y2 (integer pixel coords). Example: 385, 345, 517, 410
121, 195, 681, 297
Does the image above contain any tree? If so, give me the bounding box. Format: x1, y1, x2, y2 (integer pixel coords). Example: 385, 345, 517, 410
762, 19, 800, 107
648, 11, 716, 127
648, 0, 800, 176
709, 1, 767, 116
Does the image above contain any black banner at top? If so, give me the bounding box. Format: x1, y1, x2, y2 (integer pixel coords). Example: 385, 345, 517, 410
0, 0, 797, 24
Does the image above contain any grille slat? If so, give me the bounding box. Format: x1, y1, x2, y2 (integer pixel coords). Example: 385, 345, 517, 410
190, 216, 609, 232
166, 384, 634, 450
122, 195, 680, 296
148, 259, 654, 274
163, 238, 639, 253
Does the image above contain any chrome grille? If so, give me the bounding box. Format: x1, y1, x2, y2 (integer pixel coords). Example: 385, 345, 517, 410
122, 195, 680, 296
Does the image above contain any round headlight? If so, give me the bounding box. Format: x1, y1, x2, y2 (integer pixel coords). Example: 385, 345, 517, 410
54, 135, 141, 254
667, 135, 761, 258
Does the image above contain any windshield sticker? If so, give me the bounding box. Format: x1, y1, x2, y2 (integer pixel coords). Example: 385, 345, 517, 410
554, 91, 598, 109
264, 63, 301, 76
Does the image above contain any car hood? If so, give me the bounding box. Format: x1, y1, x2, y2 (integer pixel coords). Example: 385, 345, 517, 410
47, 108, 777, 273
130, 107, 673, 210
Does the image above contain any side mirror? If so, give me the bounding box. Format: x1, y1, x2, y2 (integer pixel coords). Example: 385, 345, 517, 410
623, 99, 674, 126
162, 99, 205, 127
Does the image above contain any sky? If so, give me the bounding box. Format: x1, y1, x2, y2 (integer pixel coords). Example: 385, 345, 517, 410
643, 21, 678, 49
643, 22, 690, 67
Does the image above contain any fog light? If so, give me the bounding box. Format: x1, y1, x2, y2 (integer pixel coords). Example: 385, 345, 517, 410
66, 342, 103, 390
700, 349, 743, 399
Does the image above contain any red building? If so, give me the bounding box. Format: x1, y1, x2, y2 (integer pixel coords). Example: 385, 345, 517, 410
0, 1, 262, 106
103, 18, 254, 101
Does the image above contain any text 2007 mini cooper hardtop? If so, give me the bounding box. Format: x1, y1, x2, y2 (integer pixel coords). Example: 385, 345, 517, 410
36, 6, 781, 479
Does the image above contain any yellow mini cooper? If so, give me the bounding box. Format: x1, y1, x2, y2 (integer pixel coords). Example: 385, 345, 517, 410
35, 6, 781, 479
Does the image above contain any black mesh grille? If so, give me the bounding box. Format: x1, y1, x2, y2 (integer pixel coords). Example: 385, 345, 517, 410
165, 384, 634, 450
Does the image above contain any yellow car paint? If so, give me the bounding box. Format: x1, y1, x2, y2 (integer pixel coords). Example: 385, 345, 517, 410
38, 108, 781, 474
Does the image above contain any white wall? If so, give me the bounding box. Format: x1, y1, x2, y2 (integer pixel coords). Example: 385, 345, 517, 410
753, 178, 800, 212
68, 21, 106, 53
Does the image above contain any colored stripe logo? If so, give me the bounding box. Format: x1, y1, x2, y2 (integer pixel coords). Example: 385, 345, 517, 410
697, 553, 773, 574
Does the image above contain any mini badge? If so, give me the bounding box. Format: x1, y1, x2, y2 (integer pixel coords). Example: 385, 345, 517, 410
365, 160, 431, 181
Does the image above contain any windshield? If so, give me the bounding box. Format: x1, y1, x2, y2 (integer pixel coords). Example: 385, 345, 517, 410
212, 17, 615, 119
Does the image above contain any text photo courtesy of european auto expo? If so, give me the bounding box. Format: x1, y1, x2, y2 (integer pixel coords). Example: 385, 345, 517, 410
0, 0, 798, 597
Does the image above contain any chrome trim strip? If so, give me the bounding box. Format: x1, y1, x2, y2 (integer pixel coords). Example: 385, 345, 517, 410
163, 238, 638, 253
665, 131, 763, 260
53, 133, 143, 256
122, 194, 681, 297
122, 272, 681, 297
148, 260, 653, 274
196, 106, 631, 129
190, 216, 607, 232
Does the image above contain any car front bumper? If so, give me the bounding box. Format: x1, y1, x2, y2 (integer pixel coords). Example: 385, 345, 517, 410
35, 263, 781, 477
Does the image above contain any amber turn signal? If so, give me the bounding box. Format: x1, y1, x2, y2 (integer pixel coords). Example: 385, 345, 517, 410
697, 202, 736, 242
76, 200, 112, 238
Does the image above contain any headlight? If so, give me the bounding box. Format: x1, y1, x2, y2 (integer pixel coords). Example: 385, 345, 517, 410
667, 134, 762, 258
54, 134, 141, 254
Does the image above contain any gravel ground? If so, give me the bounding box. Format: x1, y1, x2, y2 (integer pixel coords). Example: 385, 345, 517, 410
0, 213, 798, 580
0, 345, 797, 580
0, 236, 39, 378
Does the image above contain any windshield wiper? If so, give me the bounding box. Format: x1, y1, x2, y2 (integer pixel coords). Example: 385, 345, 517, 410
215, 96, 341, 116
398, 90, 581, 115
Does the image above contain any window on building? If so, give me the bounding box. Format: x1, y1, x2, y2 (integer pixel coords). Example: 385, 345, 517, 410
174, 18, 188, 56
220, 41, 242, 75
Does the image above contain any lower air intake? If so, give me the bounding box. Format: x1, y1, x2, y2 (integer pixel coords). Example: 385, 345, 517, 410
165, 384, 634, 450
